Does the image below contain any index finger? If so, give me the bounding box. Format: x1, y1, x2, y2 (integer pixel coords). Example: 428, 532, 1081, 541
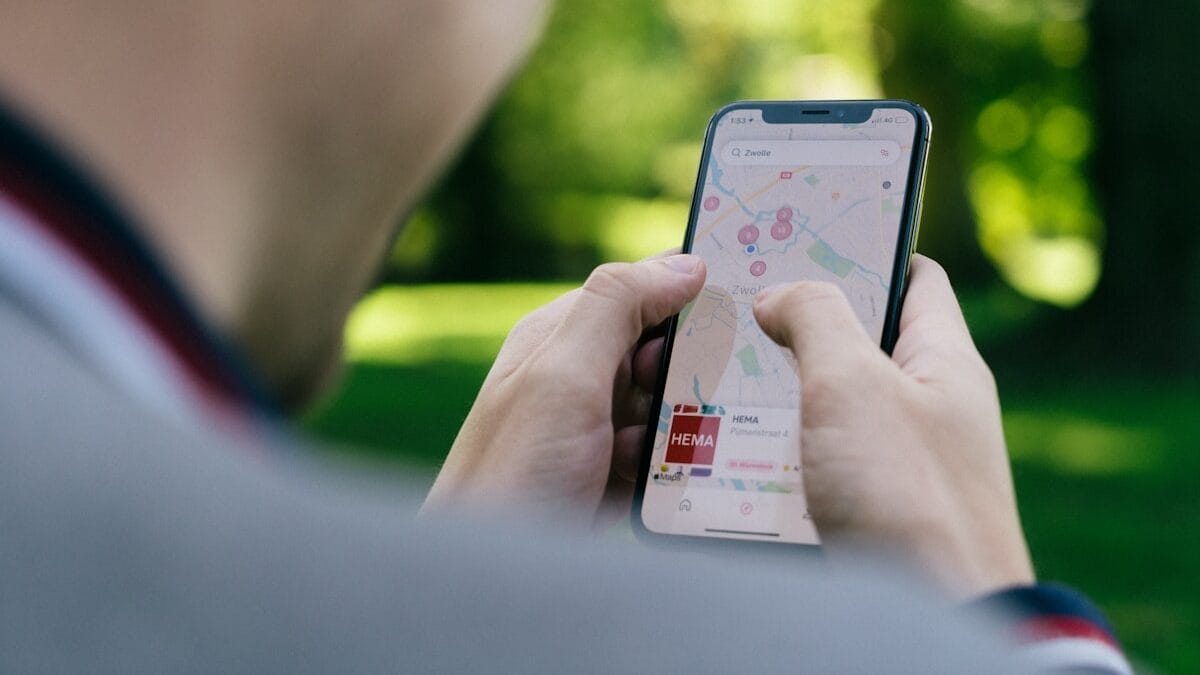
751, 280, 877, 383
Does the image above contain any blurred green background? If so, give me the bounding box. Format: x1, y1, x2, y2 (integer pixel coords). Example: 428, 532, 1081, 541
304, 1, 1200, 671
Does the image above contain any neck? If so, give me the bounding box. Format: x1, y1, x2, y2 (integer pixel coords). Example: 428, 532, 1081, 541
0, 1, 546, 406
0, 3, 281, 366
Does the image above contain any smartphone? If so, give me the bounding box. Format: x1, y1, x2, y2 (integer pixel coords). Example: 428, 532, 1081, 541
632, 100, 931, 549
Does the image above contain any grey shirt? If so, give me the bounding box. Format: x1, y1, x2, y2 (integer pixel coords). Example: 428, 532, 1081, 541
0, 285, 1028, 673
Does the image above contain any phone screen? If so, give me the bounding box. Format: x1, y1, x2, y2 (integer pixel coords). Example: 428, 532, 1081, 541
637, 101, 927, 545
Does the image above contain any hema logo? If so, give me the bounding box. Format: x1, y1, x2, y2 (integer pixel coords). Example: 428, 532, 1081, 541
664, 412, 720, 465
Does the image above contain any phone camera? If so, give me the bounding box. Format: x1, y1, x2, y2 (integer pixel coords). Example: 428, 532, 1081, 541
835, 109, 846, 118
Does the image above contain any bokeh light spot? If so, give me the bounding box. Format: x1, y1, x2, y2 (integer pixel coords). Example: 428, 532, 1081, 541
998, 236, 1100, 307
597, 198, 690, 262
977, 99, 1031, 152
1039, 20, 1089, 68
1037, 105, 1092, 161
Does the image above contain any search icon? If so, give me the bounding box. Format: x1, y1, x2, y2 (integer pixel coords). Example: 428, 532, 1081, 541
731, 148, 741, 157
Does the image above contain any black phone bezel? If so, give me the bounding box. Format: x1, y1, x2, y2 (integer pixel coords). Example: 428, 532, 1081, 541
630, 99, 932, 556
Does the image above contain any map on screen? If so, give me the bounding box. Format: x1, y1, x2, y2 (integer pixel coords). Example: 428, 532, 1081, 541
640, 105, 920, 543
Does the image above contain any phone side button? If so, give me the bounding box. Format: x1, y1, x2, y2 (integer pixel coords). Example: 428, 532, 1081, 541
910, 200, 925, 256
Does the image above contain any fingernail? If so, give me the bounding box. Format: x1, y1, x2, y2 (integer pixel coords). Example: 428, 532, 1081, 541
663, 254, 701, 274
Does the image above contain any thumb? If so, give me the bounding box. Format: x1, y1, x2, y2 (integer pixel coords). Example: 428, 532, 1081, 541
546, 255, 706, 367
752, 281, 876, 382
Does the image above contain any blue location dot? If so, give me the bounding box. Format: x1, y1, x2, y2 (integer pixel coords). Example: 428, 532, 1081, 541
745, 244, 757, 254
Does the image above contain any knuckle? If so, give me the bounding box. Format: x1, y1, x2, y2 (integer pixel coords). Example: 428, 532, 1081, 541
580, 262, 645, 337
583, 262, 638, 303
507, 289, 576, 339
504, 308, 543, 345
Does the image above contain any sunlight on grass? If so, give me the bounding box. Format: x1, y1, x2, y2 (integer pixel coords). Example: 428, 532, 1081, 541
343, 283, 577, 365
1004, 411, 1166, 474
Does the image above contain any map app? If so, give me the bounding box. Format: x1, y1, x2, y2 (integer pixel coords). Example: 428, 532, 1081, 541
640, 103, 925, 544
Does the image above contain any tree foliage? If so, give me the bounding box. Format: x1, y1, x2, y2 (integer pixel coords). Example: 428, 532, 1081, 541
382, 0, 1196, 370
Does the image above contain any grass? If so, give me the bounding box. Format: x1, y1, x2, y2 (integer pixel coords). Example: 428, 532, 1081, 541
999, 377, 1200, 672
303, 282, 1199, 673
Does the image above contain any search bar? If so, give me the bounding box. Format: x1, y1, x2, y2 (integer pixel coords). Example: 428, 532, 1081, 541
721, 140, 900, 166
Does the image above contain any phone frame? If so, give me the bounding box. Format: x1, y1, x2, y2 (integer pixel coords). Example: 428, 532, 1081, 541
630, 99, 932, 554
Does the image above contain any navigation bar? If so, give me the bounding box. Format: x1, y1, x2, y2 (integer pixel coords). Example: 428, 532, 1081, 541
720, 140, 901, 167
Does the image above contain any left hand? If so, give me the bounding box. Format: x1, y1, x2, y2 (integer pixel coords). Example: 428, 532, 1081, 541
421, 253, 706, 529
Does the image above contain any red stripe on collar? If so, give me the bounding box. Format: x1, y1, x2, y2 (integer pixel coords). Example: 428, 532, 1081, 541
0, 101, 280, 421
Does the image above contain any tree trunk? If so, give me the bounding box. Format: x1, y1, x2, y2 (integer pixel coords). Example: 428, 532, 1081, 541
1080, 0, 1200, 374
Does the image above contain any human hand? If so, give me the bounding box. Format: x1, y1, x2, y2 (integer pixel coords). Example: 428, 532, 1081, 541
752, 255, 1034, 598
422, 253, 705, 529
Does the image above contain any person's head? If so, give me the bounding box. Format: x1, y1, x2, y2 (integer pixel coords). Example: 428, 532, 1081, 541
0, 0, 546, 407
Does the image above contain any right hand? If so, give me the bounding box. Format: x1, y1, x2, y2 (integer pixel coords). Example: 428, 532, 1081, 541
752, 255, 1034, 598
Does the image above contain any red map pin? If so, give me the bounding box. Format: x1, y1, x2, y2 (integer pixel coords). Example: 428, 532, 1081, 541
738, 224, 760, 245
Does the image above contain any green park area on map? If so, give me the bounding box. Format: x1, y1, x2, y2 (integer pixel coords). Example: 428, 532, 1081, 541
735, 343, 763, 376
805, 239, 855, 278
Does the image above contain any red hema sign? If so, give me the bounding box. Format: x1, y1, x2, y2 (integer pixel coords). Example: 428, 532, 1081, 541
665, 412, 719, 465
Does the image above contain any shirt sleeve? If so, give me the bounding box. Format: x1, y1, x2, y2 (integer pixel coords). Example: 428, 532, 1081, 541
972, 583, 1133, 674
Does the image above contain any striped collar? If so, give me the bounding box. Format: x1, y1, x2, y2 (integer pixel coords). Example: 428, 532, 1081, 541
0, 101, 280, 430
